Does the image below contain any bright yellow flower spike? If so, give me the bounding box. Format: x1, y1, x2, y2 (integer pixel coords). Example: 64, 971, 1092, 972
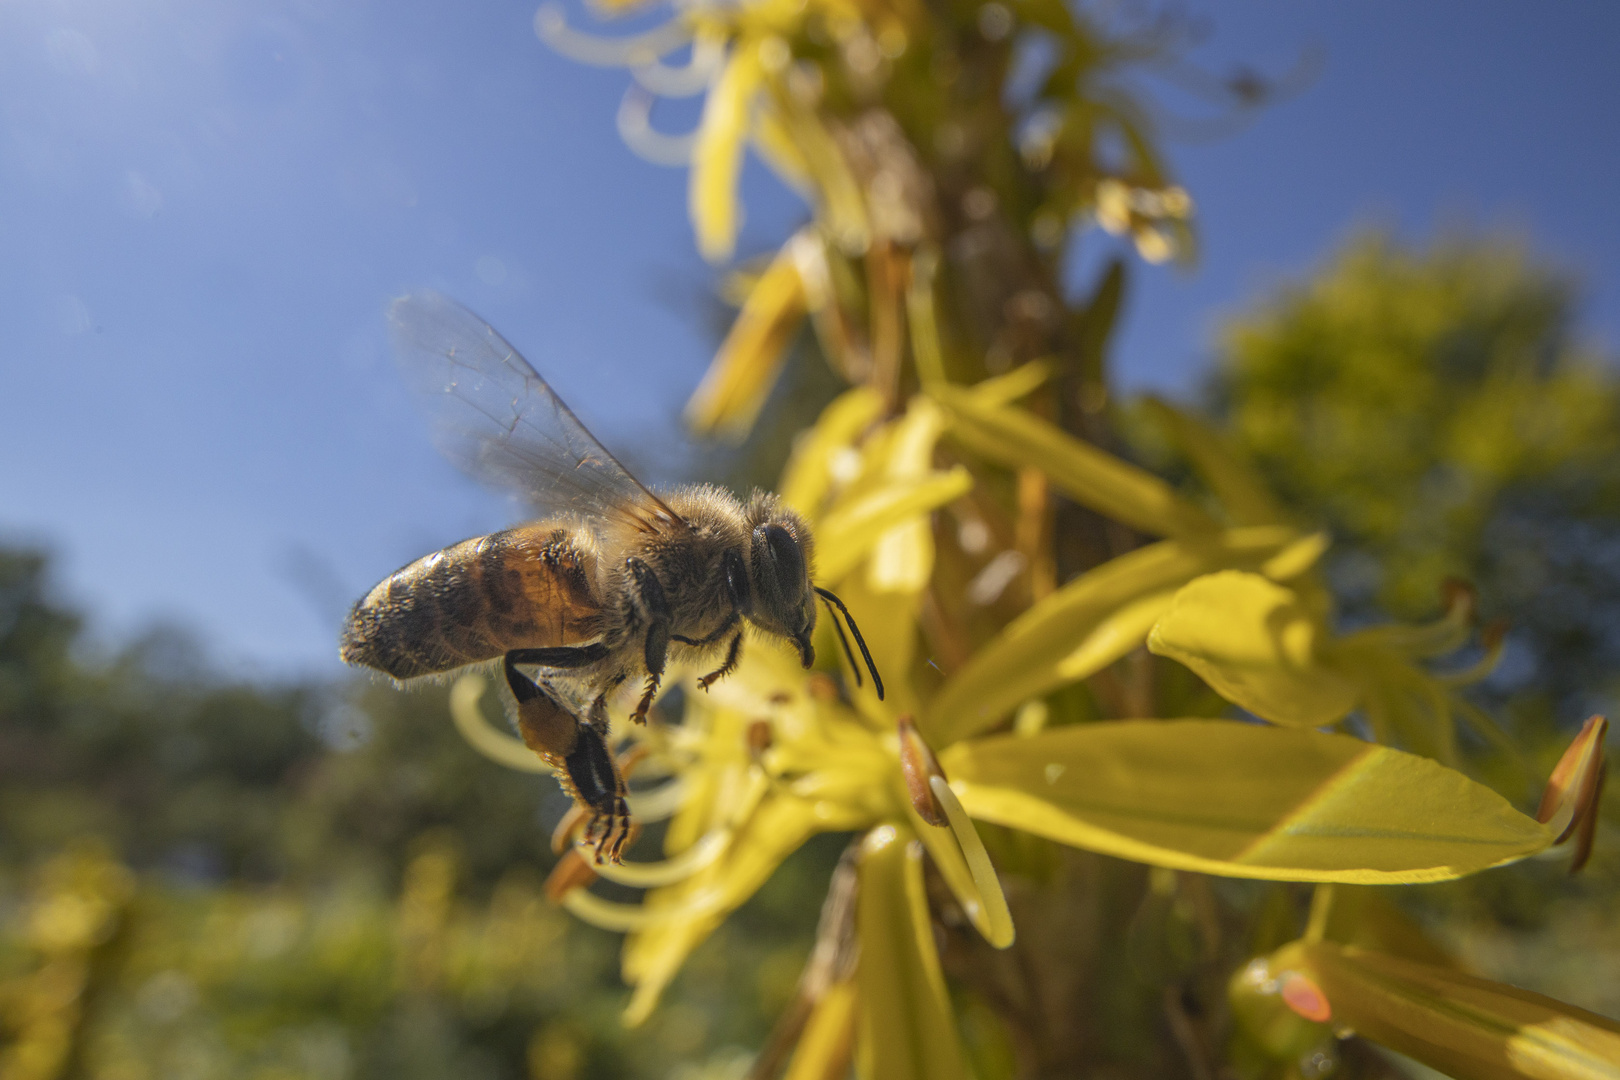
1263, 939, 1620, 1080
941, 721, 1556, 884
1147, 570, 1361, 728
685, 235, 810, 439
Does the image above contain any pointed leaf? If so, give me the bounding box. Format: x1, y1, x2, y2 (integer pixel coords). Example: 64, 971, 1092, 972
854, 826, 972, 1080
1148, 571, 1361, 727
1272, 940, 1620, 1080
784, 979, 858, 1080
940, 721, 1556, 883
928, 528, 1298, 745
932, 384, 1219, 538
685, 237, 809, 440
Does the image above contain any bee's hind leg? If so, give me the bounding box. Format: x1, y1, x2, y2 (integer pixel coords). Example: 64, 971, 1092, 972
563, 723, 631, 865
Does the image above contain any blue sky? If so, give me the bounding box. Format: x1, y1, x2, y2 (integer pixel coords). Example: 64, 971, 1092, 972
1, 0, 1616, 677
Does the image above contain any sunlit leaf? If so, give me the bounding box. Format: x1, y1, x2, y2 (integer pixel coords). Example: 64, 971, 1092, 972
854, 826, 972, 1080
784, 978, 858, 1080
941, 720, 1556, 883
685, 236, 809, 439
931, 383, 1219, 537
1270, 940, 1620, 1080
928, 528, 1299, 745
1147, 571, 1361, 728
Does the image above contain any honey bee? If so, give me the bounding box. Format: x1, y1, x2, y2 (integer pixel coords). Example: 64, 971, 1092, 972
340, 292, 882, 862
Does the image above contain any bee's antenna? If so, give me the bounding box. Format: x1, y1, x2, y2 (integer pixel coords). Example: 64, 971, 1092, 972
813, 587, 885, 701
822, 596, 863, 690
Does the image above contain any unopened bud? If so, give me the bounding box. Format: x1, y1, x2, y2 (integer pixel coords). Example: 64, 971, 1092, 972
747, 720, 774, 763
1537, 714, 1608, 873
898, 715, 948, 827
1440, 577, 1477, 622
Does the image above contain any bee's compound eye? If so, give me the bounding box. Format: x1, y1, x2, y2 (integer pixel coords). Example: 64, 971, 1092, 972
758, 523, 806, 590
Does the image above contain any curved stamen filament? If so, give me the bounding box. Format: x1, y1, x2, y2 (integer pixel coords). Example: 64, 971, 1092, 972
931, 776, 1015, 948
534, 4, 692, 68
617, 86, 698, 166
560, 886, 720, 932
631, 32, 724, 97
582, 828, 731, 888
626, 778, 692, 823
449, 674, 549, 773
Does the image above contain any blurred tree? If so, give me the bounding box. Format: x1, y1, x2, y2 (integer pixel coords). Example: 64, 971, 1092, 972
1204, 233, 1620, 724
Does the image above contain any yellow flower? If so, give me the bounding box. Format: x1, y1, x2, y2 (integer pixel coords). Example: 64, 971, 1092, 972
445, 390, 1601, 1071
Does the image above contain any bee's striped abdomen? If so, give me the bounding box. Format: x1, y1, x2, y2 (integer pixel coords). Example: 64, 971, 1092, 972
340, 524, 603, 680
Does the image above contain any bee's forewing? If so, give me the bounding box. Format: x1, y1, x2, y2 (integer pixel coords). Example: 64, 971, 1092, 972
387, 291, 683, 534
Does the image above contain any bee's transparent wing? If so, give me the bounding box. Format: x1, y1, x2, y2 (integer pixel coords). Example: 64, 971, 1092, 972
387, 291, 683, 534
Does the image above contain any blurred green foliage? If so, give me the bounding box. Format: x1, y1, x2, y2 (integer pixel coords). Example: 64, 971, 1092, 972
0, 548, 833, 1078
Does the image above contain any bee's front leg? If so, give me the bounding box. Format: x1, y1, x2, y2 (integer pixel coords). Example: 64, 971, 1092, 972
625, 558, 671, 724
698, 632, 744, 691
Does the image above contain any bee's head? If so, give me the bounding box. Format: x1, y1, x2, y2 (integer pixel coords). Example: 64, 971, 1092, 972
739, 495, 817, 666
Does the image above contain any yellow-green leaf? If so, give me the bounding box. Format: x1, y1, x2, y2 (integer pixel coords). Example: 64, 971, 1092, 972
941, 720, 1556, 883
685, 237, 809, 440
928, 528, 1299, 745
1141, 397, 1289, 526
690, 43, 763, 262
854, 825, 972, 1080
1148, 571, 1361, 727
931, 383, 1219, 538
1270, 940, 1620, 1080
784, 979, 858, 1080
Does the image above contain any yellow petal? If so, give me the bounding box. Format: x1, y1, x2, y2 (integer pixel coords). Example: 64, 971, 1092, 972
867, 399, 949, 594
622, 793, 822, 1024
941, 720, 1556, 883
817, 468, 972, 584
854, 825, 972, 1080
931, 383, 1218, 538
685, 237, 809, 440
1271, 940, 1620, 1080
691, 44, 763, 262
1148, 571, 1361, 728
778, 386, 886, 519
928, 527, 1299, 745
967, 359, 1055, 407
